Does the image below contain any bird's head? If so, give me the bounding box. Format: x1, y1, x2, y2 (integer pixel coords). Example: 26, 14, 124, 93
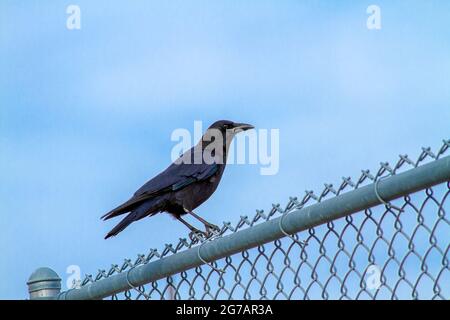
207, 120, 254, 135
203, 120, 254, 145
199, 120, 255, 159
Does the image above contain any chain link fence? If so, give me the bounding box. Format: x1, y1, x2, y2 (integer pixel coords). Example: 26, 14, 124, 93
30, 140, 450, 300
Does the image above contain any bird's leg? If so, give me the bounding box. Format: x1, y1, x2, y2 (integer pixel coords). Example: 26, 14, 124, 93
176, 216, 207, 241
187, 211, 221, 235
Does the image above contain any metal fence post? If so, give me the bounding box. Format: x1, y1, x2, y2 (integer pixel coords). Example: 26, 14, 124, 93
27, 267, 61, 300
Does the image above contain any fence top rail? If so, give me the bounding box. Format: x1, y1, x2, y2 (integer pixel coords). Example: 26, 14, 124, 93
52, 139, 450, 300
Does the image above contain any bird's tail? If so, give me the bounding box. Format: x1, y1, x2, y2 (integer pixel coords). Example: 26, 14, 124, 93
104, 198, 163, 239
104, 212, 136, 239
101, 195, 147, 221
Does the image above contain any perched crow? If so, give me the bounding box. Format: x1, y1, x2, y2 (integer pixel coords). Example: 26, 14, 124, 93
102, 120, 254, 239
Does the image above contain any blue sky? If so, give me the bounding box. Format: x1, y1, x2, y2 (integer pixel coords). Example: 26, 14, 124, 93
1, 1, 449, 299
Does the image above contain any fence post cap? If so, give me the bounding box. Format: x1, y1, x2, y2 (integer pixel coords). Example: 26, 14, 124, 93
27, 267, 61, 299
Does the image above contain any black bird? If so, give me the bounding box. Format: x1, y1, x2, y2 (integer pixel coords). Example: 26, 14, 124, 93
102, 120, 254, 239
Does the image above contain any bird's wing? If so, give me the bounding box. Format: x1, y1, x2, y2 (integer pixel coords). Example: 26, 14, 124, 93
135, 161, 219, 196
101, 151, 219, 220
133, 146, 219, 196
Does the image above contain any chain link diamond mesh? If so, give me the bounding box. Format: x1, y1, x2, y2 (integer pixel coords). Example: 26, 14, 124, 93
78, 140, 450, 300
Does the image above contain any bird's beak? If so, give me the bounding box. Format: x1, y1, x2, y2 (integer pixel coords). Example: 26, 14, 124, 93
233, 123, 254, 132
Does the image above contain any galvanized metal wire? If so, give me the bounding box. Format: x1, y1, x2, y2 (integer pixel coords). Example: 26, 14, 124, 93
78, 140, 450, 300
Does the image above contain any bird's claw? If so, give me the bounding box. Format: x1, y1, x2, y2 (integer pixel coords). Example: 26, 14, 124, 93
205, 223, 221, 236
189, 229, 207, 242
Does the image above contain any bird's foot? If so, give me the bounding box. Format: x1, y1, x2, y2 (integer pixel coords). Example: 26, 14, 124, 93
189, 229, 208, 242
204, 223, 221, 236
